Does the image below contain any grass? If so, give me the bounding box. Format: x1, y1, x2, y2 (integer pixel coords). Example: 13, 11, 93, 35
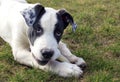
0, 0, 120, 82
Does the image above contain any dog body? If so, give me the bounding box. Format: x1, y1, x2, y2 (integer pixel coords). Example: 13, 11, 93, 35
0, 0, 86, 77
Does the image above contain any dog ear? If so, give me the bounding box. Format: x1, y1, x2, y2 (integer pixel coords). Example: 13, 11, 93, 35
58, 9, 77, 32
21, 4, 45, 27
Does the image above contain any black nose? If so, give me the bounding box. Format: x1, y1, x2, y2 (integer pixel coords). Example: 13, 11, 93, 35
41, 49, 54, 59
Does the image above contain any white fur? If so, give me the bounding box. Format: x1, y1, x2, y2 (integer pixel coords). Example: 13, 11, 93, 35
0, 0, 86, 77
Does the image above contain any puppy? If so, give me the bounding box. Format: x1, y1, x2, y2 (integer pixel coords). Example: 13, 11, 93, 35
0, 0, 86, 77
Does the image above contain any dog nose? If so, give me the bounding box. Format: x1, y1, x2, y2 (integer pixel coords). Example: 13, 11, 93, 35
41, 49, 54, 59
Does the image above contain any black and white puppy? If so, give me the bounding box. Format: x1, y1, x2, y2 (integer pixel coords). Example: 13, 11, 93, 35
0, 0, 86, 77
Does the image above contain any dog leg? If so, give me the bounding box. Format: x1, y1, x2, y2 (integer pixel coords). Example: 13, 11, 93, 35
12, 48, 43, 68
47, 60, 83, 77
57, 54, 70, 62
12, 48, 83, 77
58, 41, 87, 70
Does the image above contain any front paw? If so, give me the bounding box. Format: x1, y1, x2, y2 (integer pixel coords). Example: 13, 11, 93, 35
71, 57, 87, 70
58, 62, 83, 78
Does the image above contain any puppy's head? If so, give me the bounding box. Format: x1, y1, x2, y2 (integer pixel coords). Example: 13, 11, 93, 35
21, 4, 77, 65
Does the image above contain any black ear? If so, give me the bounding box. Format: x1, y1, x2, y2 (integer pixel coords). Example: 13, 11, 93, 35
58, 9, 77, 32
21, 4, 45, 27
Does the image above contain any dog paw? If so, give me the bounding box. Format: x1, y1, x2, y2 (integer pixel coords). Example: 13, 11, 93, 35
58, 62, 83, 78
70, 57, 87, 70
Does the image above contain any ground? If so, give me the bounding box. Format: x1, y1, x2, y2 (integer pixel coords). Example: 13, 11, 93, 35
0, 0, 120, 82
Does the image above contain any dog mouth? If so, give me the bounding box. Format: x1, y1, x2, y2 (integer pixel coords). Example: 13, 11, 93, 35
32, 53, 49, 65
36, 59, 49, 65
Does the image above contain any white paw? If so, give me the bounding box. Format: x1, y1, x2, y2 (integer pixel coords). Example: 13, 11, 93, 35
76, 57, 86, 65
58, 62, 83, 77
76, 58, 87, 70
70, 57, 87, 70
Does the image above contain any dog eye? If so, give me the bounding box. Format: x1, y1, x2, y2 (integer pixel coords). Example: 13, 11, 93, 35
36, 28, 43, 34
56, 31, 61, 36
37, 29, 42, 33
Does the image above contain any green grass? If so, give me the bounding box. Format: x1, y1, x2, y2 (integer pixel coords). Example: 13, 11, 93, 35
0, 0, 120, 82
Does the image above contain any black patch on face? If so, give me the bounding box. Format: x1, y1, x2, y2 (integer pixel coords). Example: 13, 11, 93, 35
54, 13, 65, 43
28, 24, 43, 45
54, 10, 75, 43
28, 5, 46, 45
